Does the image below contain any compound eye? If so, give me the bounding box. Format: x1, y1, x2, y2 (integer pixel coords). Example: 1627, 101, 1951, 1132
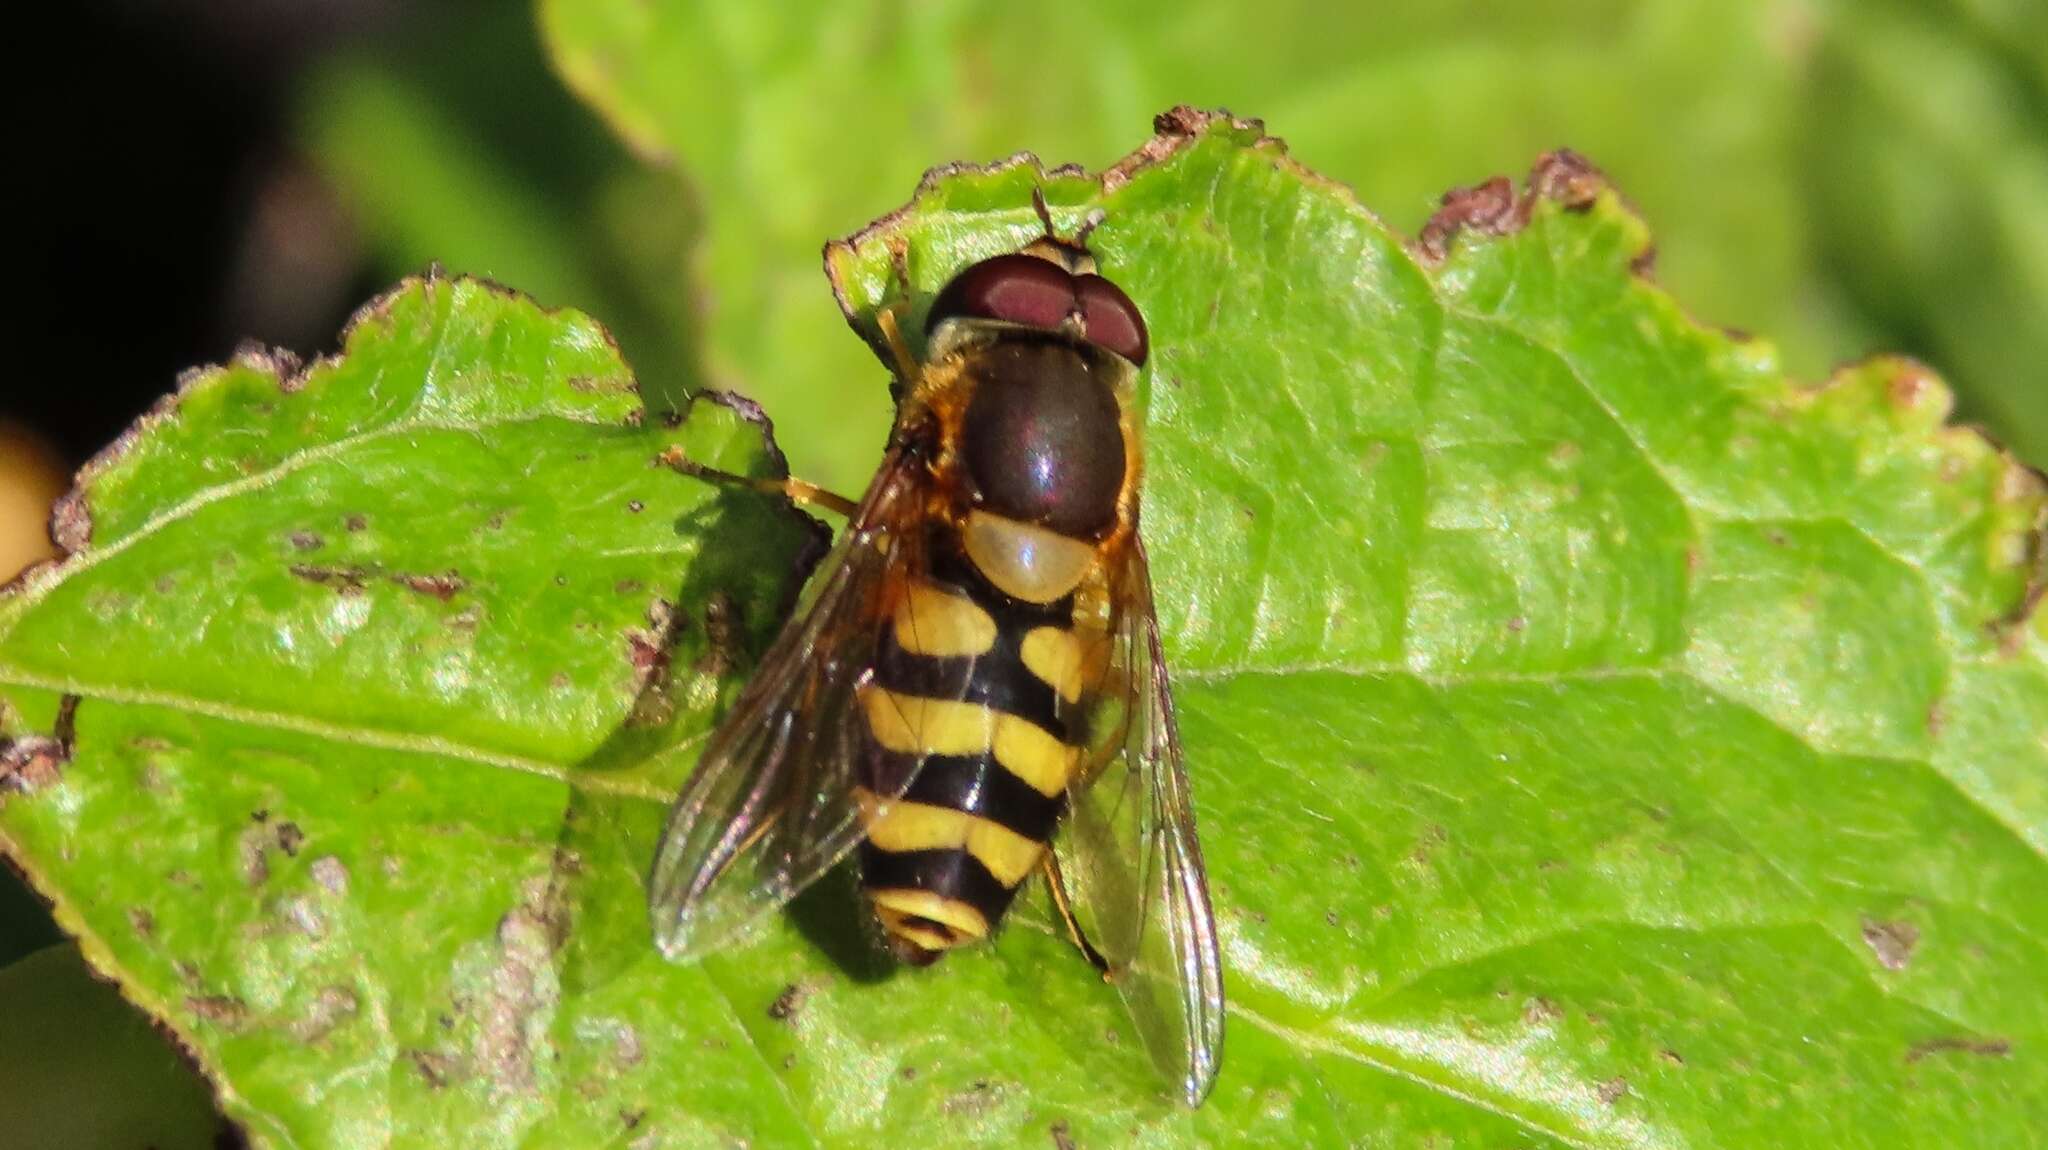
927, 253, 1075, 334
1075, 274, 1149, 366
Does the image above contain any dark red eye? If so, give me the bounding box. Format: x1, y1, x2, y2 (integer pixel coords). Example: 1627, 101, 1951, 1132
928, 253, 1150, 366
1076, 274, 1149, 366
927, 254, 1075, 335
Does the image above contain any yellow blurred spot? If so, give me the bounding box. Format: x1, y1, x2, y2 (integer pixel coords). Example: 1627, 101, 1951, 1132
0, 422, 66, 581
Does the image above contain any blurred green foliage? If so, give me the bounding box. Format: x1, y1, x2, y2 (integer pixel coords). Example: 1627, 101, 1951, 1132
298, 0, 2044, 488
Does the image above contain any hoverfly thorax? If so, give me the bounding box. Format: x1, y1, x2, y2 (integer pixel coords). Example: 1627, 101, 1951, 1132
916, 238, 1150, 605
649, 200, 1222, 1106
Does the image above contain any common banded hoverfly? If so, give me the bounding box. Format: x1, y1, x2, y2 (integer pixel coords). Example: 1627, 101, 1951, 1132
648, 195, 1223, 1105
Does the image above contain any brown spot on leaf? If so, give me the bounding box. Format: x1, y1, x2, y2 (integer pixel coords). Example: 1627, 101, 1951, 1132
627, 499, 645, 513
1506, 615, 1527, 633
344, 514, 368, 533
1907, 1036, 2011, 1063
698, 592, 744, 680
274, 821, 305, 857
187, 995, 250, 1029
1861, 917, 1920, 970
1531, 149, 1605, 209
50, 489, 93, 553
129, 907, 156, 938
623, 599, 689, 729
239, 827, 272, 886
408, 1048, 459, 1088
392, 570, 466, 601
290, 563, 370, 595
292, 986, 359, 1042
0, 694, 78, 796
1419, 176, 1517, 260
475, 879, 567, 1096
628, 599, 678, 677
1416, 151, 1609, 263
768, 980, 824, 1023
1523, 997, 1562, 1025
1658, 1048, 1686, 1067
944, 1079, 1002, 1118
1050, 1120, 1078, 1150
288, 531, 324, 552
1597, 1076, 1629, 1105
565, 374, 634, 396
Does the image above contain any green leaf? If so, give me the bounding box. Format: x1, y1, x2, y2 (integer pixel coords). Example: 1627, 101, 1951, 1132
5, 114, 2045, 1147
0, 275, 817, 1146
538, 0, 1841, 493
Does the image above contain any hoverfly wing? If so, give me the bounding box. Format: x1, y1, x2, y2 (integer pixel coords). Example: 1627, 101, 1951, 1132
1055, 536, 1225, 1106
649, 448, 936, 960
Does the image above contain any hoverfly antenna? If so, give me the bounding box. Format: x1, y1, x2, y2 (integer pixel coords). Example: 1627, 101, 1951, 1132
1030, 184, 1057, 239
1073, 207, 1107, 247
1024, 184, 1105, 255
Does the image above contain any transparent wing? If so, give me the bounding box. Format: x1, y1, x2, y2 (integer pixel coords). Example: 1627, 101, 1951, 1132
649, 449, 954, 960
1054, 536, 1225, 1106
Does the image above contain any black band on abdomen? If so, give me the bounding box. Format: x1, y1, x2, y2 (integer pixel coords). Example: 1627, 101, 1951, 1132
872, 632, 1065, 740
894, 751, 1068, 841
858, 844, 1022, 924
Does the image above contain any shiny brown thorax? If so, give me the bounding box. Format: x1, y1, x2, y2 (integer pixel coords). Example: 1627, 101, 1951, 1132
853, 239, 1150, 963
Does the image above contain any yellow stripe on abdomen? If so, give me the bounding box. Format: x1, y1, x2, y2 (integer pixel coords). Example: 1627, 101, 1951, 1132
868, 888, 990, 942
860, 687, 1079, 796
1020, 625, 1084, 703
854, 788, 1047, 885
894, 581, 996, 657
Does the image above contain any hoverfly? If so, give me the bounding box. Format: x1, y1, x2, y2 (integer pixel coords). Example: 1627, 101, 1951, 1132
648, 193, 1223, 1106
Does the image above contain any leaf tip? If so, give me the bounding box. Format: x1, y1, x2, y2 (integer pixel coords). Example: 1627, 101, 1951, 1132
688, 388, 793, 481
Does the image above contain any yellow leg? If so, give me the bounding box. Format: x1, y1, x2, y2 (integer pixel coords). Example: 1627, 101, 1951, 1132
876, 305, 920, 382
1042, 852, 1112, 977
658, 447, 859, 518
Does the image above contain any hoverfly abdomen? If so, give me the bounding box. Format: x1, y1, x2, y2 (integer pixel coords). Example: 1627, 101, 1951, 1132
856, 560, 1097, 964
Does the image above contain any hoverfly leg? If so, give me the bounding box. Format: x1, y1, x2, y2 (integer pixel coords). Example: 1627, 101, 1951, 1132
1042, 851, 1114, 979
658, 447, 860, 518
875, 304, 920, 383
